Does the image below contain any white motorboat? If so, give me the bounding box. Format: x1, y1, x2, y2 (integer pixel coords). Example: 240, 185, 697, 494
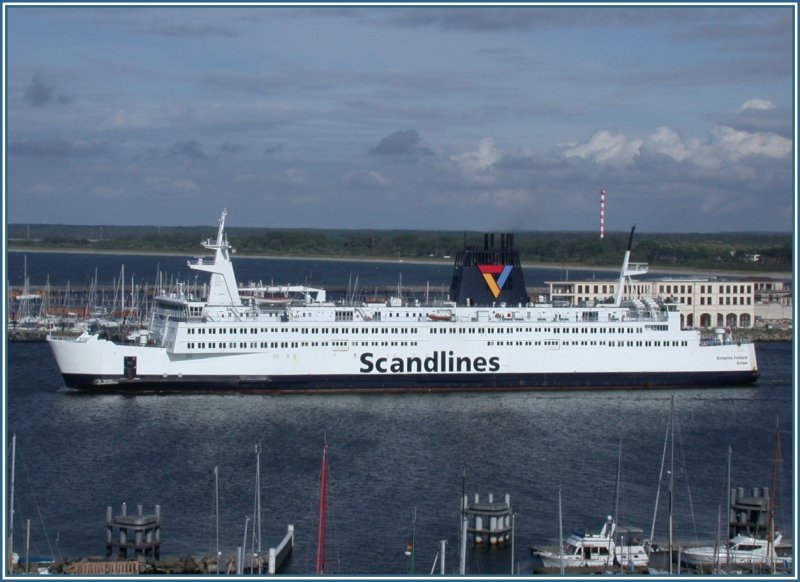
682, 532, 792, 571
533, 515, 649, 571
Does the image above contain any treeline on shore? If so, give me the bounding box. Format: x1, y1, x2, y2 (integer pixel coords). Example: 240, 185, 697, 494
7, 223, 792, 272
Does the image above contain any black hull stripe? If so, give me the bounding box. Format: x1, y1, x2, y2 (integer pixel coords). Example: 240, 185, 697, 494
61, 371, 760, 394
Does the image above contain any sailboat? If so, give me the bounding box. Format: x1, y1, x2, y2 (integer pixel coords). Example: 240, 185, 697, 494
682, 424, 792, 572
644, 395, 686, 575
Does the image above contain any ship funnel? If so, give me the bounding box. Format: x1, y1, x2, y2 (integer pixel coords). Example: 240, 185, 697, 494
449, 232, 528, 306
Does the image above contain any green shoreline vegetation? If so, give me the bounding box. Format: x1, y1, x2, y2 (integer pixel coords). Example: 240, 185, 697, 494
7, 223, 792, 274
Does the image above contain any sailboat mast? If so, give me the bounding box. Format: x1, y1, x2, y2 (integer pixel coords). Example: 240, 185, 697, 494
459, 466, 467, 575
726, 446, 731, 567
315, 442, 329, 575
214, 466, 220, 575
7, 434, 16, 575
649, 401, 671, 545
668, 396, 675, 575
768, 420, 781, 573
407, 507, 416, 575
558, 486, 564, 575
613, 437, 622, 524
255, 443, 262, 558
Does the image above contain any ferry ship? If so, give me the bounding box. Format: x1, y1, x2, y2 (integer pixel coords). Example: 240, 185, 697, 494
47, 211, 759, 393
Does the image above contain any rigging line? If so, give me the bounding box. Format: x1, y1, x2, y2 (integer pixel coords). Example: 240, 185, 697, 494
18, 446, 56, 560
203, 468, 216, 560
674, 409, 700, 545
326, 464, 342, 574
612, 436, 622, 526
649, 401, 671, 545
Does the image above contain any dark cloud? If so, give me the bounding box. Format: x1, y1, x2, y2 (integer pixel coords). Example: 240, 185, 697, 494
167, 140, 207, 160
220, 143, 243, 154
622, 58, 791, 89
264, 144, 284, 155
711, 106, 792, 139
9, 138, 108, 157
369, 129, 433, 156
24, 72, 73, 107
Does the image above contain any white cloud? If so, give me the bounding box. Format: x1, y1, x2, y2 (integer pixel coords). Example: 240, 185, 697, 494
451, 137, 500, 182
643, 127, 694, 162
343, 170, 390, 187
568, 124, 790, 170
712, 125, 791, 160
740, 98, 775, 111
564, 130, 642, 166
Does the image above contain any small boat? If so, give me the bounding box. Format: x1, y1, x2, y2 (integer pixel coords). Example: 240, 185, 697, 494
682, 532, 790, 571
426, 312, 454, 322
253, 295, 292, 307
532, 515, 649, 572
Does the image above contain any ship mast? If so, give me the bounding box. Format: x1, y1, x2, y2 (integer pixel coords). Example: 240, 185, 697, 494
768, 418, 781, 573
612, 226, 648, 307
188, 209, 243, 307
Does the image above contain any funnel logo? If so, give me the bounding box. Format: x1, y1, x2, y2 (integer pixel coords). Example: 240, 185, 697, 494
477, 265, 512, 299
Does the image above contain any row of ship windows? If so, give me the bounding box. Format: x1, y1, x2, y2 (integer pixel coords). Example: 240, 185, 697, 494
430, 326, 652, 335
185, 325, 660, 337
487, 340, 691, 347
187, 327, 421, 335
184, 341, 422, 350
181, 339, 688, 350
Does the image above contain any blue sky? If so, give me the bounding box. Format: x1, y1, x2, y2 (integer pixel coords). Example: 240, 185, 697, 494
4, 3, 795, 232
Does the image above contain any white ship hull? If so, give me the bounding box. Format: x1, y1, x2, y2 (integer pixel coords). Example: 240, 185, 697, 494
47, 212, 760, 394
49, 317, 758, 393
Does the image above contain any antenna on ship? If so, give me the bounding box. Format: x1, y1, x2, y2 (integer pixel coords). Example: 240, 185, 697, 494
216, 209, 228, 247
612, 225, 648, 307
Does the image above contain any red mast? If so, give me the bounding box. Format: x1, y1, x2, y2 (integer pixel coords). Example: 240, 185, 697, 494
315, 442, 329, 575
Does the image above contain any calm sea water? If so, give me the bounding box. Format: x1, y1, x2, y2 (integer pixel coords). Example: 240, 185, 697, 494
4, 253, 796, 576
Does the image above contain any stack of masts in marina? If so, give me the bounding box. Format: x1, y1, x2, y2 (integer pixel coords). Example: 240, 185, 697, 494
464, 493, 512, 545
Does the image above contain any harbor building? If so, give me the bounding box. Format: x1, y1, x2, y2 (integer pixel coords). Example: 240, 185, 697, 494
545, 276, 792, 329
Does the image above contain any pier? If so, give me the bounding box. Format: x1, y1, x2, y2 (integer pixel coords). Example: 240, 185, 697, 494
268, 524, 294, 574
106, 503, 161, 560
464, 493, 512, 545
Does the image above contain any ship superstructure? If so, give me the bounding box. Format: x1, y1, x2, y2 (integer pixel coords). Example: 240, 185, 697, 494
47, 211, 759, 393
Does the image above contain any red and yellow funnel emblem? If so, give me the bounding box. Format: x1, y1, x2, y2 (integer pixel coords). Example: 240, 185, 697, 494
477, 265, 513, 299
